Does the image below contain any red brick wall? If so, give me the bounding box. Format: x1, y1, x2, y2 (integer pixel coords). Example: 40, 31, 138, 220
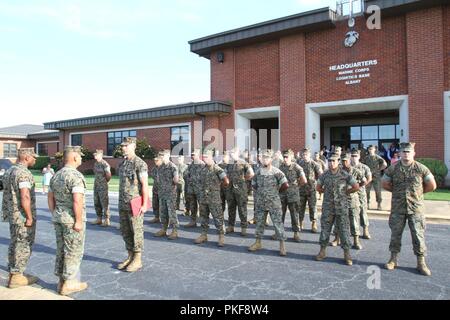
37, 142, 59, 156
306, 15, 408, 103
445, 5, 450, 91
211, 48, 235, 103
407, 7, 445, 160
280, 34, 306, 151
0, 138, 35, 158
235, 40, 280, 108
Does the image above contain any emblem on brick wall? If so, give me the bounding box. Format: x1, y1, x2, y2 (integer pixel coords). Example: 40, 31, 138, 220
344, 31, 359, 48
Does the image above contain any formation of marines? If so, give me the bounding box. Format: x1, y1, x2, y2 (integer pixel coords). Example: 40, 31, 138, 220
0, 139, 437, 296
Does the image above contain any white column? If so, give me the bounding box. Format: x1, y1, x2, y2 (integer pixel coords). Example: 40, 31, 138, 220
399, 98, 409, 143
305, 107, 321, 153
444, 91, 450, 186
235, 113, 250, 152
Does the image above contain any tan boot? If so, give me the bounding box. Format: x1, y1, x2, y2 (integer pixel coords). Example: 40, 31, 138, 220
248, 238, 262, 252
311, 221, 319, 234
240, 228, 247, 237
168, 228, 178, 241
117, 251, 134, 270
183, 209, 190, 216
126, 252, 143, 273
91, 217, 102, 225
226, 226, 235, 234
299, 221, 304, 231
293, 232, 301, 243
8, 273, 39, 289
218, 234, 225, 247
102, 218, 111, 227
154, 227, 168, 237
316, 246, 327, 261
344, 250, 353, 266
280, 241, 287, 257
353, 236, 362, 250
385, 252, 399, 270
362, 227, 372, 240
248, 218, 256, 225
149, 217, 160, 224
417, 256, 432, 276
271, 233, 277, 240
195, 233, 208, 244
184, 220, 197, 228
59, 279, 88, 296
57, 277, 64, 294
329, 234, 340, 247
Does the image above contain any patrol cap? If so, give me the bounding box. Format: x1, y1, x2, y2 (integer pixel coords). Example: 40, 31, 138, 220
121, 137, 137, 146
302, 147, 311, 154
368, 145, 376, 150
400, 142, 416, 152
93, 149, 104, 156
341, 153, 351, 161
335, 147, 342, 152
351, 149, 361, 156
282, 149, 294, 157
328, 153, 340, 161
261, 149, 274, 158
314, 151, 320, 156
64, 145, 85, 156
18, 148, 38, 158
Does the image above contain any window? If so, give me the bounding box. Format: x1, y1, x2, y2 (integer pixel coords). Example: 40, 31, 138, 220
107, 130, 137, 156
71, 134, 82, 146
362, 126, 378, 140
379, 125, 396, 140
171, 126, 189, 155
37, 143, 48, 156
350, 126, 361, 141
3, 143, 18, 158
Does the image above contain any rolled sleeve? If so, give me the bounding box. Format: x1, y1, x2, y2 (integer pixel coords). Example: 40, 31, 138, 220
18, 181, 32, 189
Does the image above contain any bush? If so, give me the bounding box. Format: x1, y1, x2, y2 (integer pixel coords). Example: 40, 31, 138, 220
110, 167, 116, 176
31, 157, 51, 170
416, 158, 448, 187
83, 169, 94, 175
113, 138, 157, 160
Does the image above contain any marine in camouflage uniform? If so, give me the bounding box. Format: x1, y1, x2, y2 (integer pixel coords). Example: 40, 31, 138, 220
297, 148, 323, 233
314, 152, 327, 201
176, 156, 188, 211
277, 150, 306, 242
249, 150, 289, 257
218, 152, 231, 214
194, 150, 229, 247
363, 145, 387, 210
117, 137, 149, 273
315, 153, 359, 266
149, 157, 161, 224
1, 148, 39, 289
184, 150, 205, 228
154, 150, 179, 239
382, 143, 436, 276
225, 148, 254, 236
351, 150, 373, 239
48, 146, 88, 294
92, 150, 111, 226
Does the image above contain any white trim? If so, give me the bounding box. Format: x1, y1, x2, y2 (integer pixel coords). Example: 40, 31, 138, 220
35, 140, 60, 154
234, 106, 280, 151
305, 95, 409, 109
444, 91, 450, 186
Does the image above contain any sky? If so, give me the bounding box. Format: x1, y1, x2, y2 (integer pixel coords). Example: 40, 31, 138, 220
0, 0, 336, 128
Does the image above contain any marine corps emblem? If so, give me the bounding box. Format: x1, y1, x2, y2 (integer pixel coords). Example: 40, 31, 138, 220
344, 31, 359, 48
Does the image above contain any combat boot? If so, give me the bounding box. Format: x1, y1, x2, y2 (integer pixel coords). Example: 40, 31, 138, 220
293, 232, 301, 243
195, 233, 208, 244
226, 226, 235, 234
417, 256, 432, 276
329, 234, 340, 247
248, 238, 262, 252
149, 217, 160, 224
183, 209, 190, 216
362, 226, 372, 240
57, 277, 64, 293
353, 236, 362, 250
168, 228, 178, 241
271, 233, 278, 240
316, 246, 327, 261
385, 252, 399, 270
102, 218, 111, 227
240, 228, 247, 237
91, 217, 102, 225
344, 250, 353, 266
248, 218, 256, 225
126, 252, 143, 273
279, 241, 287, 257
59, 280, 88, 296
8, 273, 39, 289
184, 219, 197, 228
117, 250, 134, 270
154, 226, 168, 237
311, 220, 319, 233
218, 234, 225, 247
299, 221, 304, 231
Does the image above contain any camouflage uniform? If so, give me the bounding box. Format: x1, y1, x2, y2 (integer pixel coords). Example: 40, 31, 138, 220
199, 163, 227, 234
49, 166, 87, 280
364, 154, 387, 205
185, 159, 205, 222
93, 159, 111, 220
218, 162, 229, 213
150, 166, 159, 219
279, 162, 305, 232
226, 160, 254, 229
156, 162, 179, 228
253, 166, 288, 240
176, 162, 188, 210
342, 166, 365, 236
383, 161, 433, 256
317, 168, 357, 250
118, 156, 148, 253
298, 159, 322, 222
1, 163, 36, 275
353, 162, 372, 228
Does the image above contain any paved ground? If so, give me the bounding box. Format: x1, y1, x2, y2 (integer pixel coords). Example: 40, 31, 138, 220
0, 192, 449, 300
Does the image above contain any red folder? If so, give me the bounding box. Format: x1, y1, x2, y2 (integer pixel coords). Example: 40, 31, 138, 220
131, 196, 151, 217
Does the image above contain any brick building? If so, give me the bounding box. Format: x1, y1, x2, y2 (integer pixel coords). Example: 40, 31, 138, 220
41, 0, 449, 182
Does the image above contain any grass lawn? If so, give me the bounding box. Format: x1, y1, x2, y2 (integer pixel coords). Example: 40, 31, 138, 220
31, 170, 153, 192
424, 189, 450, 201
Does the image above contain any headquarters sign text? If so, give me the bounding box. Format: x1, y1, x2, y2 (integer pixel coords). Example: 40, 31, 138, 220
329, 59, 378, 86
